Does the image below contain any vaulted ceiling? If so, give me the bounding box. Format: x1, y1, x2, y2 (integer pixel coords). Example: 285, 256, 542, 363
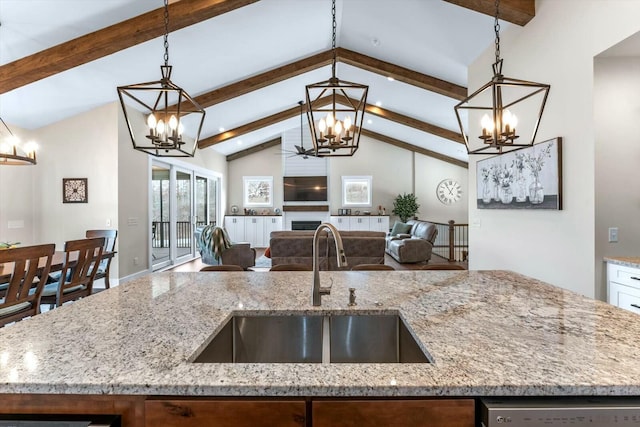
0, 0, 534, 167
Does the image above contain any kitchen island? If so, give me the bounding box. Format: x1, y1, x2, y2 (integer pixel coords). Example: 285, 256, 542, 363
1, 270, 640, 426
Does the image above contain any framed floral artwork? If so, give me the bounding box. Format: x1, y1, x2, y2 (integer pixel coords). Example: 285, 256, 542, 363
342, 176, 372, 207
476, 137, 562, 210
243, 176, 273, 207
62, 178, 88, 203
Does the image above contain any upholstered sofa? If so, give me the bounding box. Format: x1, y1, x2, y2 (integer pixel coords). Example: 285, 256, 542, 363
269, 230, 386, 270
194, 228, 256, 270
385, 219, 438, 264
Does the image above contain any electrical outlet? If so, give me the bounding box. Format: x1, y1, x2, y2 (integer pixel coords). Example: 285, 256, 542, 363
608, 227, 619, 243
133, 257, 139, 265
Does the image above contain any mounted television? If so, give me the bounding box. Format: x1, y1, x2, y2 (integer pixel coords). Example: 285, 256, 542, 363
283, 176, 328, 202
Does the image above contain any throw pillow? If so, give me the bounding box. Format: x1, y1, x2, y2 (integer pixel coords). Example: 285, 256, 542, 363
390, 221, 412, 236
264, 247, 271, 258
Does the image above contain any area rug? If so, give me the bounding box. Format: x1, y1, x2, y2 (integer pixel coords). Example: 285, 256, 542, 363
254, 255, 272, 269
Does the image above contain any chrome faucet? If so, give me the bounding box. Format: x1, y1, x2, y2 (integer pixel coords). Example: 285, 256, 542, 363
312, 223, 347, 306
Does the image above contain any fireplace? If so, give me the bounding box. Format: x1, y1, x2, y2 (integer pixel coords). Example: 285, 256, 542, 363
292, 220, 322, 231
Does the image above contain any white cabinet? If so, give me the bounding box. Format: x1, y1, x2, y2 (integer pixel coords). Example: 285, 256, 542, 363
607, 262, 640, 314
244, 217, 265, 247
224, 216, 283, 247
224, 216, 246, 242
263, 216, 283, 247
329, 216, 389, 233
370, 216, 390, 233
330, 216, 350, 231
349, 217, 370, 231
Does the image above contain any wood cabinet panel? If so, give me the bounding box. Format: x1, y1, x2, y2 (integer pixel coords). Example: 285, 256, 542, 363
312, 399, 475, 427
145, 399, 306, 427
0, 394, 145, 427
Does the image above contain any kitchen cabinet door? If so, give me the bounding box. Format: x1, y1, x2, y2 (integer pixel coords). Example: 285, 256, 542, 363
224, 217, 246, 243
244, 217, 265, 247
263, 216, 283, 247
312, 399, 474, 427
329, 216, 350, 231
370, 216, 390, 233
145, 399, 305, 427
348, 216, 370, 231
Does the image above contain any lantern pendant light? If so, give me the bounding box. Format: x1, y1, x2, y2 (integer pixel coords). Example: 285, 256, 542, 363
117, 0, 205, 157
454, 0, 550, 155
0, 118, 37, 165
305, 0, 368, 157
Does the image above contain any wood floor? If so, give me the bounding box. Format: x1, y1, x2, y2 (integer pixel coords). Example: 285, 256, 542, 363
170, 249, 467, 272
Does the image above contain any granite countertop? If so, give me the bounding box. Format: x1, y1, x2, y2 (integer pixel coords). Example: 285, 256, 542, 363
1, 270, 640, 397
605, 256, 640, 269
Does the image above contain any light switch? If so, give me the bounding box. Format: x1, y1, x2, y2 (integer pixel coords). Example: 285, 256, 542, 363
608, 227, 619, 243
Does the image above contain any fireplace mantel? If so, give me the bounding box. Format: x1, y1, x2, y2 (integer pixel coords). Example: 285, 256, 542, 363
282, 205, 329, 212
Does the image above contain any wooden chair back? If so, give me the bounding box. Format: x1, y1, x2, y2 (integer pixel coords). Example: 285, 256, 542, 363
86, 229, 117, 289
421, 264, 465, 270
269, 264, 313, 271
200, 265, 244, 272
42, 237, 104, 308
0, 244, 55, 327
351, 264, 395, 271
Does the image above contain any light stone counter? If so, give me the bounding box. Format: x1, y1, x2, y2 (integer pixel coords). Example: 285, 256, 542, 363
605, 256, 640, 269
1, 270, 640, 397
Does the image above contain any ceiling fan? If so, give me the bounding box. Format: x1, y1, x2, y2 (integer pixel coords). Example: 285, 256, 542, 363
280, 101, 316, 159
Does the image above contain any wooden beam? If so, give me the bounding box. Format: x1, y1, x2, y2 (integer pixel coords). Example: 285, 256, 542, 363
443, 0, 535, 26
226, 137, 281, 161
361, 129, 468, 169
364, 104, 464, 145
189, 50, 334, 109
0, 0, 259, 94
335, 48, 467, 100
199, 97, 333, 148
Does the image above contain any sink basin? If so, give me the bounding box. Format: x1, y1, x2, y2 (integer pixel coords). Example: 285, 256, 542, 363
192, 312, 431, 364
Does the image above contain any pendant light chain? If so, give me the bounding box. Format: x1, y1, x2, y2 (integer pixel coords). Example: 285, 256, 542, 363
493, 0, 501, 64
331, 0, 337, 78
163, 0, 170, 67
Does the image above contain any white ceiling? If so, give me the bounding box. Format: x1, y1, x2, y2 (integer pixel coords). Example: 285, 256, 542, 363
0, 0, 512, 163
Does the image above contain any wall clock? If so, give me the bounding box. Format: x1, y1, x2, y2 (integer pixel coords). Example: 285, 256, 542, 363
63, 178, 88, 203
436, 179, 462, 205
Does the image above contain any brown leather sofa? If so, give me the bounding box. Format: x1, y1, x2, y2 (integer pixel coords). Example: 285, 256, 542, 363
269, 230, 386, 270
194, 228, 256, 270
385, 219, 438, 263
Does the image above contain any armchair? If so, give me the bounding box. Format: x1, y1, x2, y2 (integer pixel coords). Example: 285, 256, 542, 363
194, 227, 256, 271
385, 219, 438, 264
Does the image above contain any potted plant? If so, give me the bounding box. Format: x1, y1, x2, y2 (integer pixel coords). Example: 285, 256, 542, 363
392, 193, 419, 223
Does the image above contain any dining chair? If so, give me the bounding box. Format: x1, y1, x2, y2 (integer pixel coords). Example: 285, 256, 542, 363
269, 263, 313, 271
351, 264, 395, 271
86, 229, 117, 289
0, 243, 55, 327
200, 265, 244, 272
421, 264, 466, 270
40, 237, 104, 308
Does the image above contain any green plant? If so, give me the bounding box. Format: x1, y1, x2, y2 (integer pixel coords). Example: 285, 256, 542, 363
392, 193, 419, 223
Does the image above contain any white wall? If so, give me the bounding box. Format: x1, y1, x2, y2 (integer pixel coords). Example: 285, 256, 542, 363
594, 56, 640, 300
468, 0, 640, 298
415, 154, 468, 225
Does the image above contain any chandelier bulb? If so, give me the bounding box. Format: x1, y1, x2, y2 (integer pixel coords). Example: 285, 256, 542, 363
156, 119, 165, 136
169, 115, 178, 131
326, 112, 334, 128
178, 122, 184, 137
343, 115, 352, 131
334, 120, 343, 136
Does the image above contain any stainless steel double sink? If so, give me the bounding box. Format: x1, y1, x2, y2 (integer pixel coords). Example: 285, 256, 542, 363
193, 312, 431, 364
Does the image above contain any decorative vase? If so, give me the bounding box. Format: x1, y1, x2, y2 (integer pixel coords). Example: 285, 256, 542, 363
482, 181, 492, 204
515, 172, 527, 202
500, 186, 513, 204
493, 182, 499, 201
529, 175, 544, 204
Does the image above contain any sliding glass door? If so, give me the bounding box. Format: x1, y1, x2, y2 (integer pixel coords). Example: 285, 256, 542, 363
151, 161, 220, 270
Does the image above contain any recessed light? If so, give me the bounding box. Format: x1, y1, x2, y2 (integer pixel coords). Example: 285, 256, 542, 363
375, 101, 382, 107
367, 119, 373, 125
237, 140, 243, 145
219, 127, 225, 132
387, 76, 394, 82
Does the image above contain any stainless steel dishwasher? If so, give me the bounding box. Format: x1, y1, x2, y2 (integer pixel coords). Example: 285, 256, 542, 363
481, 398, 640, 426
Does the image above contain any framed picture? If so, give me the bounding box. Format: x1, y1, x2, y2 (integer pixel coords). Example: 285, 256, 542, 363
243, 176, 273, 207
476, 137, 562, 210
342, 176, 372, 207
62, 178, 88, 203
